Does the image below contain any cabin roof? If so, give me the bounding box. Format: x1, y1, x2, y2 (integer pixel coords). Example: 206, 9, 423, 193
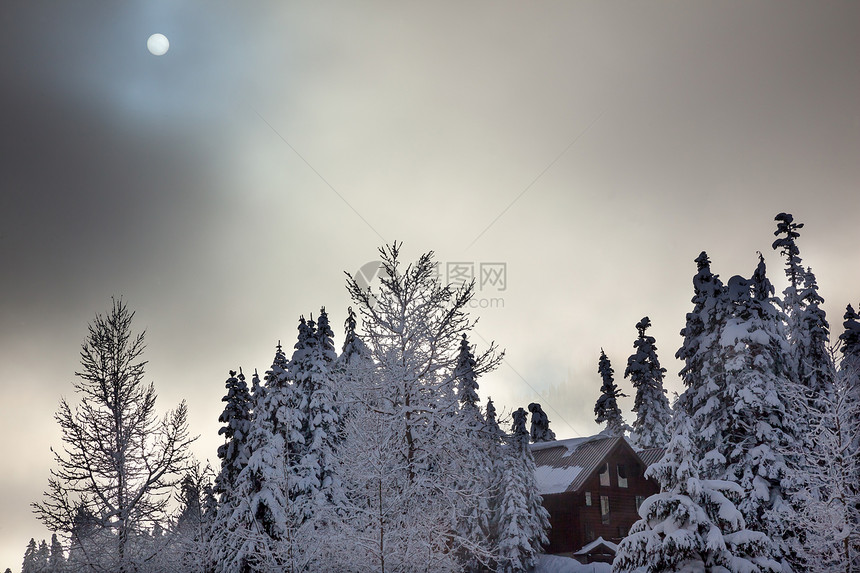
635, 446, 666, 468
531, 434, 639, 495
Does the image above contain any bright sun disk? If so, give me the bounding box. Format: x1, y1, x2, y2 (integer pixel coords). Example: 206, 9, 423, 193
147, 33, 169, 56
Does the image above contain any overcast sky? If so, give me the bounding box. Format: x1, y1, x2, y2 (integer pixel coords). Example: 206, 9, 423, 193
1, 0, 859, 568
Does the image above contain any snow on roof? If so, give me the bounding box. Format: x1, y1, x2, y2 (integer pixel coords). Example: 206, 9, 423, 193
534, 464, 584, 495
531, 435, 601, 455
573, 536, 618, 555
536, 554, 612, 573
530, 434, 625, 494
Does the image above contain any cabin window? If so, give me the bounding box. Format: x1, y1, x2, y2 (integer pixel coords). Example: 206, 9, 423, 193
618, 525, 628, 538
617, 464, 628, 488
585, 491, 592, 506
598, 463, 610, 486
635, 495, 646, 513
584, 522, 595, 542
600, 495, 610, 525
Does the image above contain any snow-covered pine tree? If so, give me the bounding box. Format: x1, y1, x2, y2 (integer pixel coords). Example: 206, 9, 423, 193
675, 252, 730, 479
484, 397, 507, 558
456, 333, 480, 411
772, 214, 833, 406
839, 304, 860, 386
594, 349, 629, 437
485, 397, 503, 443
772, 213, 804, 302
612, 414, 781, 573
452, 333, 497, 571
625, 317, 672, 450
215, 369, 252, 499
336, 306, 374, 417
49, 533, 65, 573
197, 479, 218, 573
718, 259, 798, 563
287, 308, 343, 554
22, 539, 37, 573
309, 307, 342, 493
339, 306, 370, 366
795, 267, 833, 402
248, 369, 263, 409
497, 408, 550, 573
528, 403, 555, 443
213, 344, 304, 573
35, 540, 48, 573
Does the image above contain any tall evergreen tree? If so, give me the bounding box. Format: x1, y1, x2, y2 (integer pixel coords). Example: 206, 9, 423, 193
48, 533, 65, 573
528, 403, 555, 443
497, 408, 550, 573
594, 349, 629, 437
625, 317, 672, 449
213, 344, 303, 573
484, 396, 507, 559
772, 213, 832, 403
456, 333, 480, 411
612, 415, 780, 573
675, 252, 730, 478
336, 306, 376, 421
839, 304, 860, 382
452, 334, 496, 571
772, 213, 804, 295
215, 369, 252, 498
34, 541, 48, 573
22, 539, 37, 573
795, 266, 833, 401
719, 261, 797, 559
290, 309, 342, 526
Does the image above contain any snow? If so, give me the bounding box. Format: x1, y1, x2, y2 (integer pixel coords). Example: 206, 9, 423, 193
531, 435, 599, 455
573, 536, 618, 555
534, 464, 584, 495
719, 321, 750, 348
535, 554, 612, 573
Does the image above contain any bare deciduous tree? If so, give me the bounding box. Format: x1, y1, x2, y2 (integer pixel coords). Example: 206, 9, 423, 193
33, 299, 195, 573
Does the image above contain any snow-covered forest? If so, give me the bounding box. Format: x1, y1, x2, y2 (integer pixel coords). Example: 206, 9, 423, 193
25, 214, 860, 573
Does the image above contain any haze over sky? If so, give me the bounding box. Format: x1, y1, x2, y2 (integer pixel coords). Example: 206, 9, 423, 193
2, 1, 858, 568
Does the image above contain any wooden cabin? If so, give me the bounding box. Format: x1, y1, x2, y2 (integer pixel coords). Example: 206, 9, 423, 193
531, 435, 662, 559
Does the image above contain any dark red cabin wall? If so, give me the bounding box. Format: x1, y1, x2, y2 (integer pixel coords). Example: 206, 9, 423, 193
540, 445, 659, 554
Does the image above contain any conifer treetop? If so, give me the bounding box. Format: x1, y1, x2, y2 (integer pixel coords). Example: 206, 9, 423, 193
595, 349, 628, 437
528, 403, 555, 443
840, 304, 860, 359
626, 316, 672, 449
773, 212, 805, 288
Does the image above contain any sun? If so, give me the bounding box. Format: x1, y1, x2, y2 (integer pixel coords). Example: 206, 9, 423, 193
147, 33, 169, 56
